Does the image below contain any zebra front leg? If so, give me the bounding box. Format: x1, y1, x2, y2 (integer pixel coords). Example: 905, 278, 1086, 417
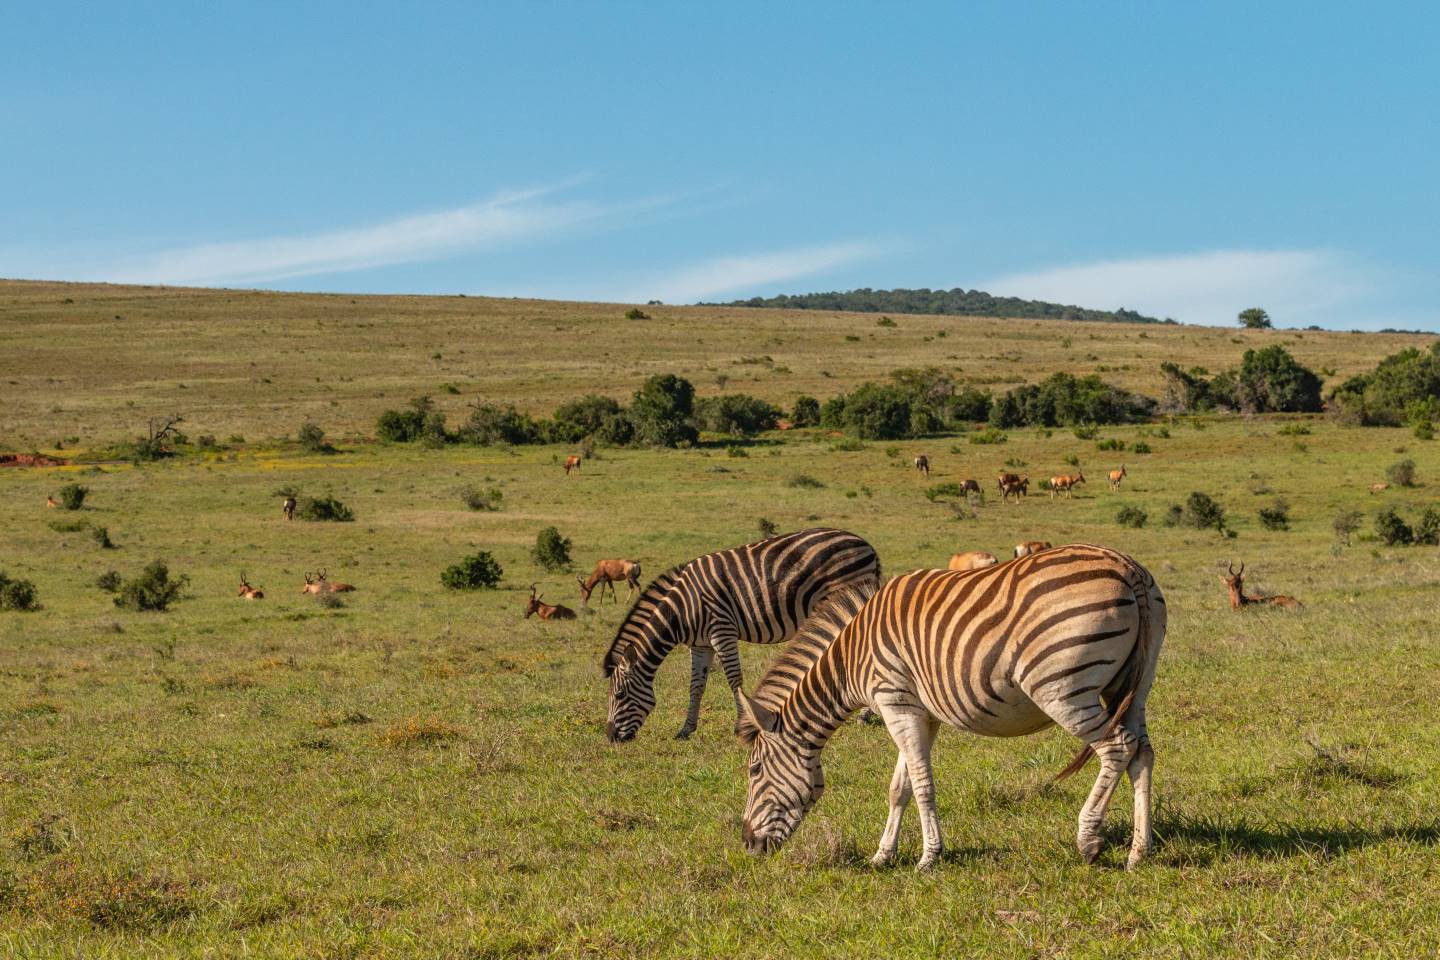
875, 703, 942, 870
871, 752, 911, 867
675, 645, 714, 740
710, 631, 747, 735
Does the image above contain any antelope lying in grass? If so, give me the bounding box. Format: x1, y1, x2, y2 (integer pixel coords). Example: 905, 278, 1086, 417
1014, 540, 1052, 558
1221, 561, 1302, 610
577, 559, 642, 605
947, 551, 997, 571
526, 583, 577, 620
45, 496, 58, 508
301, 570, 355, 595
1370, 482, 1390, 493
238, 573, 265, 600
564, 455, 582, 476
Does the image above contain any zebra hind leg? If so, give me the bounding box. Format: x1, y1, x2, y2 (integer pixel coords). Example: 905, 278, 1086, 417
1045, 695, 1140, 865
675, 645, 714, 740
1125, 732, 1154, 869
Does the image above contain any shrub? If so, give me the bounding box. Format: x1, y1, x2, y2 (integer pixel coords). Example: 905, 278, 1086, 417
1072, 424, 1099, 440
1375, 508, 1413, 546
97, 570, 123, 592
49, 518, 89, 533
297, 422, 330, 453
790, 396, 820, 427
1415, 508, 1440, 546
1233, 346, 1323, 413
991, 372, 1154, 427
785, 474, 825, 489
0, 571, 39, 611
296, 496, 355, 522
1162, 504, 1184, 527
829, 437, 865, 452
376, 396, 448, 443
1387, 459, 1417, 488
440, 552, 503, 590
969, 428, 1007, 445
924, 483, 966, 502
458, 403, 543, 446
837, 383, 913, 440
549, 395, 624, 443
1277, 423, 1312, 436
1258, 499, 1290, 531
1064, 454, 1080, 467
629, 374, 698, 448
1096, 438, 1126, 452
91, 526, 115, 549
624, 307, 649, 320
1132, 441, 1152, 454
1332, 510, 1362, 546
1327, 343, 1440, 426
463, 486, 503, 511
876, 316, 897, 328
757, 518, 779, 538
531, 527, 572, 572
1167, 492, 1228, 533
1116, 505, 1148, 528
693, 394, 781, 436
1415, 420, 1436, 441
726, 445, 749, 458
113, 560, 189, 611
58, 483, 88, 510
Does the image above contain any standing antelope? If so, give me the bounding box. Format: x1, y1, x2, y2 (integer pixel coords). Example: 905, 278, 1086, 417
577, 559, 642, 605
947, 551, 997, 571
238, 573, 264, 600
603, 528, 880, 742
1050, 469, 1086, 499
526, 583, 577, 621
1221, 561, 1302, 610
564, 455, 582, 476
997, 473, 1028, 503
1014, 540, 1052, 558
913, 455, 930, 478
45, 496, 58, 508
1109, 465, 1127, 491
957, 479, 981, 496
282, 496, 296, 521
737, 545, 1165, 870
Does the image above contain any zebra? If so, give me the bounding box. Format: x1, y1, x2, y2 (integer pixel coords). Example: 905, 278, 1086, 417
735, 543, 1165, 870
601, 528, 881, 743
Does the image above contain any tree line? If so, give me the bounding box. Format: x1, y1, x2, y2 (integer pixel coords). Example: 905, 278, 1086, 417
710, 287, 1169, 325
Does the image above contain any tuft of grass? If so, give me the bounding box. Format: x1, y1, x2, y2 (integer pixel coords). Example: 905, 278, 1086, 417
316, 709, 372, 729
785, 473, 826, 489
378, 715, 462, 748
48, 518, 90, 533
969, 428, 1007, 445
462, 486, 503, 511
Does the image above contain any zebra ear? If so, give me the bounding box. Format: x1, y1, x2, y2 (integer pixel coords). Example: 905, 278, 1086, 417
736, 690, 778, 740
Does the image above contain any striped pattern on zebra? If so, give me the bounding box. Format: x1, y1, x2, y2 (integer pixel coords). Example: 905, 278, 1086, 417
736, 544, 1165, 870
601, 528, 881, 743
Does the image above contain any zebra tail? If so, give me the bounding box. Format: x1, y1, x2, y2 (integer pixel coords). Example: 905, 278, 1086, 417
1052, 560, 1154, 784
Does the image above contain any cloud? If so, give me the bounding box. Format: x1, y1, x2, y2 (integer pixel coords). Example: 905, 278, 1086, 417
633, 240, 885, 304
977, 249, 1376, 326
51, 180, 662, 286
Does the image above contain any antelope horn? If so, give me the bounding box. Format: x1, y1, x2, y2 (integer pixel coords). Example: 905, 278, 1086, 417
1226, 561, 1236, 576
1238, 561, 1245, 576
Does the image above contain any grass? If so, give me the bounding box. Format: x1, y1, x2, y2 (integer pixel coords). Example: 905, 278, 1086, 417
2, 282, 1440, 955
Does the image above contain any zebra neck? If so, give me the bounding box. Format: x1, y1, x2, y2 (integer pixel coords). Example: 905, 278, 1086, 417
780, 639, 861, 754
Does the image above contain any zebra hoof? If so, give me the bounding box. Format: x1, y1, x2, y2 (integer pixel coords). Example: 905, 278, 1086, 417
915, 853, 939, 873
1078, 834, 1105, 864
870, 850, 894, 868
1125, 847, 1148, 871
674, 728, 694, 740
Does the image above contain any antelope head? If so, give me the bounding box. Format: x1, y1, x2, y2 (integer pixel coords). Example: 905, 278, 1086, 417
525, 582, 542, 619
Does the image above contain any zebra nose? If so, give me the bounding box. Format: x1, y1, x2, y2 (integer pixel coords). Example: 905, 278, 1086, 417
742, 820, 758, 853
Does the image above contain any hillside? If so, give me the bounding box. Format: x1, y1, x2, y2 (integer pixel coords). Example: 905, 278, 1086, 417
715, 286, 1168, 323
0, 279, 1432, 448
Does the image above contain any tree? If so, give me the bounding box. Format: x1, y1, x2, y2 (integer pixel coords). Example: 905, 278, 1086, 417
1234, 346, 1322, 413
1237, 308, 1272, 329
629, 374, 698, 447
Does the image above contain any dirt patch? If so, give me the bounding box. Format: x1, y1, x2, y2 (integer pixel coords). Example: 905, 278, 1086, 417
0, 453, 68, 468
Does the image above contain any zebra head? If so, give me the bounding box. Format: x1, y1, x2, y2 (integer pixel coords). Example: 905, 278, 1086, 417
603, 652, 656, 743
736, 690, 823, 855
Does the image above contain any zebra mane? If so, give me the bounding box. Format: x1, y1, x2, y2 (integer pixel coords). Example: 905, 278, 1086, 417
751, 580, 878, 710
601, 565, 683, 676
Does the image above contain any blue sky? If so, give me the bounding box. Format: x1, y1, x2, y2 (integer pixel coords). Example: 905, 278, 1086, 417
3, 1, 1437, 329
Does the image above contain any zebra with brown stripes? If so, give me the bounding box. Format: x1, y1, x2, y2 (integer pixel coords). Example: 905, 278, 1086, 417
736, 543, 1165, 870
602, 528, 881, 743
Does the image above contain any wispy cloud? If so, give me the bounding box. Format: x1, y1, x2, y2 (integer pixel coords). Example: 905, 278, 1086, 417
633, 240, 885, 304
978, 249, 1377, 326
43, 179, 665, 286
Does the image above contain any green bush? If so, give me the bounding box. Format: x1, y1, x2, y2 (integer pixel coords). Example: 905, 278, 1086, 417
1387, 459, 1417, 488
297, 496, 355, 522
97, 570, 123, 593
440, 552, 503, 590
377, 396, 448, 443
1072, 424, 1099, 440
785, 474, 825, 489
693, 394, 781, 436
463, 487, 503, 512
1116, 505, 1148, 529
113, 560, 189, 611
1166, 492, 1228, 533
58, 483, 88, 510
1258, 499, 1290, 531
1233, 346, 1323, 413
1096, 438, 1126, 451
1415, 420, 1436, 441
458, 403, 543, 446
624, 307, 649, 320
298, 422, 331, 453
1375, 508, 1413, 546
757, 518, 779, 538
629, 374, 698, 448
92, 525, 116, 549
876, 316, 897, 328
1328, 343, 1440, 426
1415, 508, 1440, 546
969, 428, 1007, 445
726, 445, 749, 458
549, 395, 625, 443
531, 527, 572, 572
49, 518, 90, 533
924, 483, 966, 502
0, 571, 39, 611
991, 372, 1153, 427
790, 396, 820, 427
1132, 441, 1152, 454
1332, 510, 1362, 546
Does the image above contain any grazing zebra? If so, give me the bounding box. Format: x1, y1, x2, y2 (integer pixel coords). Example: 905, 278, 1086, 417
736, 544, 1165, 871
602, 528, 881, 742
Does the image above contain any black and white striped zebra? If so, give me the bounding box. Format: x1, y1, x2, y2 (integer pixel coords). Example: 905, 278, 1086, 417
601, 528, 881, 743
736, 544, 1165, 870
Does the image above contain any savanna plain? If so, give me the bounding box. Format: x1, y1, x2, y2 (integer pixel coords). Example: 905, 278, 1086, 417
2, 281, 1440, 958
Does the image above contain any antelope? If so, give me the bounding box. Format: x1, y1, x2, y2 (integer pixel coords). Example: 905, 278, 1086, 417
526, 583, 577, 620
1370, 482, 1390, 493
282, 496, 296, 521
947, 550, 998, 571
1109, 465, 1127, 491
302, 570, 355, 595
958, 478, 981, 495
238, 573, 265, 600
1014, 540, 1052, 558
1050, 469, 1086, 499
577, 559, 642, 605
45, 496, 58, 508
1222, 561, 1302, 610
914, 455, 930, 478
997, 472, 1028, 503
564, 455, 582, 476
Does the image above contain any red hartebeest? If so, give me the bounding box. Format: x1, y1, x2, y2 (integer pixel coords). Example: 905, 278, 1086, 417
1109, 465, 1127, 491
526, 583, 577, 620
1050, 469, 1086, 499
1221, 561, 1302, 610
282, 496, 297, 521
238, 572, 265, 600
1370, 482, 1390, 494
997, 472, 1028, 503
302, 569, 355, 595
914, 455, 930, 478
576, 559, 642, 605
947, 550, 998, 571
45, 496, 59, 508
1014, 540, 1052, 558
957, 478, 981, 495
564, 455, 582, 476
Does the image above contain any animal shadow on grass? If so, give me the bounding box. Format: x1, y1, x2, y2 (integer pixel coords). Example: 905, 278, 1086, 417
1148, 813, 1440, 867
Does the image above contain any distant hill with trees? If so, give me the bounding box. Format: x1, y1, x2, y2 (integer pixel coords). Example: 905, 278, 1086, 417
712, 287, 1172, 325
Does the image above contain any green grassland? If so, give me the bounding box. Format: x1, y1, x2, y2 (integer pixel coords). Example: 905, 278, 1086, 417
3, 282, 1440, 957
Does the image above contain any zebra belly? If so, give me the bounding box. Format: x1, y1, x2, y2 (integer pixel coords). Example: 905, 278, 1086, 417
913, 678, 1055, 738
